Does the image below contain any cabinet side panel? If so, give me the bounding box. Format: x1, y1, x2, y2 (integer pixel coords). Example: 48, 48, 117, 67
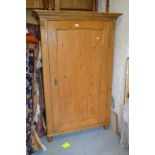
40, 19, 53, 136
104, 20, 116, 126
47, 22, 61, 132
99, 22, 109, 124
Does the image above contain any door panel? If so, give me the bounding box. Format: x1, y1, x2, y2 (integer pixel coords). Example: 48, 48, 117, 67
47, 21, 109, 133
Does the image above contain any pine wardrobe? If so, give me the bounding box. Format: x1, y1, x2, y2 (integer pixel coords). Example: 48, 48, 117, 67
35, 10, 121, 140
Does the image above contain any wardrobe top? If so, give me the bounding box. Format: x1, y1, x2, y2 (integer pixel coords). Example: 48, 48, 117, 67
34, 10, 122, 20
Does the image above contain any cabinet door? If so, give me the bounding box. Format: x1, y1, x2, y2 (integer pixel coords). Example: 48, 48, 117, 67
47, 20, 110, 133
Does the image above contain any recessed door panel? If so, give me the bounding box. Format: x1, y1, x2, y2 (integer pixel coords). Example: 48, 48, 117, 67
47, 21, 109, 133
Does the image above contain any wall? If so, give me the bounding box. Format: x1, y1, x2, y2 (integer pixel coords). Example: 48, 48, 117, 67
98, 0, 129, 132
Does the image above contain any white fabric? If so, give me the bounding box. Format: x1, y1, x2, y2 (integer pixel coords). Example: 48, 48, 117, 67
120, 103, 129, 149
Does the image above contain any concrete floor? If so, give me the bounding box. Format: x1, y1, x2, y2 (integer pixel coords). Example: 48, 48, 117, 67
33, 127, 129, 155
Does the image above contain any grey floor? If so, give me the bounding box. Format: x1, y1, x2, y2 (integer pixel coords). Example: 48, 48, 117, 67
33, 127, 129, 155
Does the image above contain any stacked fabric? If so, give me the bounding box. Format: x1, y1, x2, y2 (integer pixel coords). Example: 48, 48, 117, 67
26, 49, 37, 154
26, 47, 46, 155
26, 12, 47, 153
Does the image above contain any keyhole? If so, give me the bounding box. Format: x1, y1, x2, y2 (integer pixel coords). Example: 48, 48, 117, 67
54, 79, 57, 86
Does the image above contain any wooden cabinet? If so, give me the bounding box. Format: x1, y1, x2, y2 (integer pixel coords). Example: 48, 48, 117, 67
27, 0, 44, 9
27, 0, 96, 11
35, 11, 121, 138
59, 0, 96, 11
26, 0, 55, 9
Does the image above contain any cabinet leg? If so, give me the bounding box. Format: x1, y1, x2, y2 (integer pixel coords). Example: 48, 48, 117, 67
47, 136, 53, 142
103, 125, 109, 129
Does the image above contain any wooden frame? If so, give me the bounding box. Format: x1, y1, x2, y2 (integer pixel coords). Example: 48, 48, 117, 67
54, 0, 97, 11
27, 0, 110, 13
106, 0, 110, 13
26, 0, 55, 10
